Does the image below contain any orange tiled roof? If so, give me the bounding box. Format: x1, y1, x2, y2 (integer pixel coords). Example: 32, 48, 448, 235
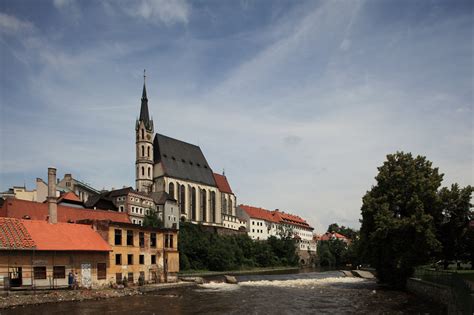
22, 220, 111, 251
318, 232, 349, 241
57, 191, 81, 203
239, 204, 314, 230
0, 217, 35, 249
239, 205, 279, 223
1, 198, 130, 223
213, 173, 233, 194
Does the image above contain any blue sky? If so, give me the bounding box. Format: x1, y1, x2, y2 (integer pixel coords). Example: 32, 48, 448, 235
0, 0, 472, 233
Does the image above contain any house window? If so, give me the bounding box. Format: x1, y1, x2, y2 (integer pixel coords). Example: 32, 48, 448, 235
148, 167, 151, 177
139, 232, 145, 247
151, 255, 156, 264
115, 229, 122, 245
115, 254, 122, 265
53, 266, 65, 279
139, 255, 144, 265
97, 263, 106, 280
180, 185, 186, 214
128, 254, 133, 265
128, 272, 134, 283
150, 233, 156, 247
127, 230, 134, 246
119, 205, 124, 212
34, 266, 46, 280
116, 273, 122, 283
165, 234, 174, 249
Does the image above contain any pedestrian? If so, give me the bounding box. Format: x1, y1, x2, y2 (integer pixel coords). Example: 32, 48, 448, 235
74, 272, 79, 290
68, 271, 74, 289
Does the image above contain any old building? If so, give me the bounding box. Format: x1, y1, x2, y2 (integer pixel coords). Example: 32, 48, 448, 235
78, 219, 179, 283
238, 204, 316, 264
57, 173, 100, 202
133, 77, 237, 227
149, 191, 179, 229
85, 187, 156, 226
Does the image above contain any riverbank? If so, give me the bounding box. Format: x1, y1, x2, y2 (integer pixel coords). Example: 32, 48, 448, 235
0, 282, 196, 310
178, 266, 299, 277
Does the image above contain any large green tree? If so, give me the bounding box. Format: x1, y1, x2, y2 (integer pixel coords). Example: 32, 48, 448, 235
327, 223, 358, 240
360, 152, 442, 288
438, 184, 473, 268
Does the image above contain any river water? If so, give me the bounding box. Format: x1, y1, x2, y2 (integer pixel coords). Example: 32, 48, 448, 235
2, 271, 444, 314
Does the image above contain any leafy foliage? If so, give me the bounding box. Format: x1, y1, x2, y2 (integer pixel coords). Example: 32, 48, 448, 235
178, 222, 299, 271
360, 152, 443, 288
143, 208, 163, 229
326, 223, 358, 240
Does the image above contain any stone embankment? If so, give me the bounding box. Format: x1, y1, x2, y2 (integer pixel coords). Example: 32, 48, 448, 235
0, 282, 196, 309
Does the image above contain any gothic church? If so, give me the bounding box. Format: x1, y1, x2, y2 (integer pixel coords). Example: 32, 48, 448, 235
135, 77, 237, 227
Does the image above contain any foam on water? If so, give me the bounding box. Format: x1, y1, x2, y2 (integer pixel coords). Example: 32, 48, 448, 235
196, 277, 366, 292
239, 276, 366, 288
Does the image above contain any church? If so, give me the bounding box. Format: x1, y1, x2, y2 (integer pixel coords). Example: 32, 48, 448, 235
134, 75, 237, 228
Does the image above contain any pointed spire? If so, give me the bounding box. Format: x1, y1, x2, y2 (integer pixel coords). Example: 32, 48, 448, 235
139, 69, 151, 128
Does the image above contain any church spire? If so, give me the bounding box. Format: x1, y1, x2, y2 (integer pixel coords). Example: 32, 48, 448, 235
139, 69, 151, 129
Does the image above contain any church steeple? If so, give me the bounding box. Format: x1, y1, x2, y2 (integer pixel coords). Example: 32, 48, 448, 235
139, 70, 152, 130
135, 69, 154, 194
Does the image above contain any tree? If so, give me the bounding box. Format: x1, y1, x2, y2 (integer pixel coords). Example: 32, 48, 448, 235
438, 184, 473, 268
143, 208, 163, 228
360, 152, 442, 288
326, 223, 358, 240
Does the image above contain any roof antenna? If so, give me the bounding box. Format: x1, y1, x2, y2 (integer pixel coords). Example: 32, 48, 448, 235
143, 69, 146, 84
222, 169, 225, 176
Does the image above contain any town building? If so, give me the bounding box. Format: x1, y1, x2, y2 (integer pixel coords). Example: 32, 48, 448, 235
57, 173, 100, 202
315, 231, 351, 244
133, 77, 236, 227
85, 187, 155, 226
238, 204, 316, 264
149, 191, 179, 229
0, 217, 111, 289
78, 219, 179, 284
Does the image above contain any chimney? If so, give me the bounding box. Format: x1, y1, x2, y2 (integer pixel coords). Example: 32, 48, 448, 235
47, 167, 58, 224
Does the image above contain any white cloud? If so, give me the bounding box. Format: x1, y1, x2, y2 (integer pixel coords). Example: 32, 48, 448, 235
52, 0, 81, 21
0, 13, 34, 34
118, 0, 190, 25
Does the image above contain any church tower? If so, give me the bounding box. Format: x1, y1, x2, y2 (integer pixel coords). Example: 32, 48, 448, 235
135, 70, 154, 193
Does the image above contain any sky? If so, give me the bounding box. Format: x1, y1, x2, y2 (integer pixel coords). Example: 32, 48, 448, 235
0, 0, 472, 233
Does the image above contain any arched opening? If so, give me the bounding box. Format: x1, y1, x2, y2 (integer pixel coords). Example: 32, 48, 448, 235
210, 191, 216, 223
200, 189, 207, 222
141, 145, 145, 157
180, 184, 186, 214
147, 146, 150, 157
148, 167, 151, 177
191, 187, 197, 221
169, 182, 175, 199
141, 129, 144, 139
141, 166, 144, 176
222, 196, 227, 214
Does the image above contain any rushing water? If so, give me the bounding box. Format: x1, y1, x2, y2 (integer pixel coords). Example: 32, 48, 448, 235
2, 271, 444, 314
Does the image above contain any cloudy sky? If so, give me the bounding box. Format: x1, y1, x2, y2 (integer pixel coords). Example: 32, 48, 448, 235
0, 0, 472, 233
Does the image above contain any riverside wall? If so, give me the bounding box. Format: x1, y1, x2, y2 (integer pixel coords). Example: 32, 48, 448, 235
406, 278, 454, 314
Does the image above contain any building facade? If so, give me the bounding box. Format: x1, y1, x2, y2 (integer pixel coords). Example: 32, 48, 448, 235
133, 79, 237, 228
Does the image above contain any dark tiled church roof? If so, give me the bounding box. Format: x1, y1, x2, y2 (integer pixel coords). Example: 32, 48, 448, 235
153, 133, 217, 187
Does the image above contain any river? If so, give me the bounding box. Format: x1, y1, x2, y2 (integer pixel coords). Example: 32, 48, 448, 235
1, 271, 444, 314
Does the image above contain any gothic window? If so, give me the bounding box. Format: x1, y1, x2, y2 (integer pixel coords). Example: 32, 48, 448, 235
169, 182, 175, 199
141, 166, 144, 176
147, 146, 150, 157
191, 187, 197, 221
228, 198, 233, 215
211, 191, 216, 223
148, 167, 151, 177
141, 129, 144, 139
222, 196, 227, 214
180, 184, 186, 214
200, 189, 207, 222
141, 145, 145, 157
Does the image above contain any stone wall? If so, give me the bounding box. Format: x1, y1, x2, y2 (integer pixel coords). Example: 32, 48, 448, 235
406, 278, 452, 314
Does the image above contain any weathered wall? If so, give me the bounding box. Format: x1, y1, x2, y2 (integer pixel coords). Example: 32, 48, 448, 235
406, 278, 451, 314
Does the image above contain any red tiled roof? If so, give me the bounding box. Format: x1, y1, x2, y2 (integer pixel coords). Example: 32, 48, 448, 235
213, 173, 233, 194
0, 217, 35, 249
239, 205, 279, 223
1, 198, 130, 224
22, 220, 111, 251
239, 204, 313, 230
317, 232, 349, 241
57, 191, 81, 203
